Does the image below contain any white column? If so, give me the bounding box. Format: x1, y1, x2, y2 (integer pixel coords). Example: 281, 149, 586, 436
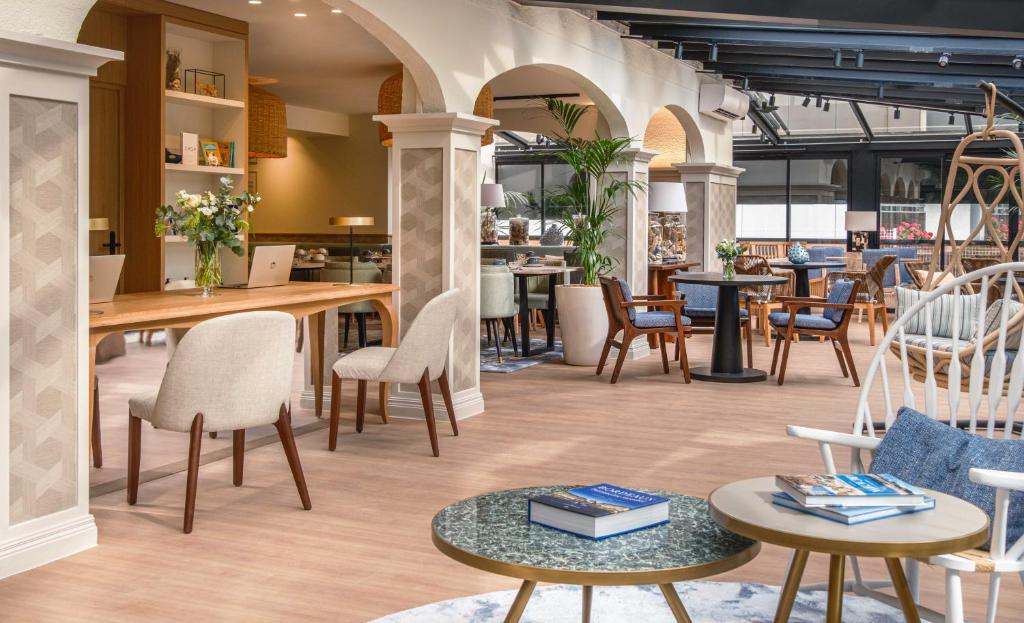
674, 163, 744, 271
375, 112, 498, 420
0, 33, 121, 579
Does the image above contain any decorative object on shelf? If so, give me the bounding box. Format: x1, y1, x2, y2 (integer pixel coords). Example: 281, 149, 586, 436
185, 68, 224, 99
376, 67, 494, 146
217, 140, 236, 168
155, 177, 260, 297
199, 138, 222, 167
540, 223, 565, 246
181, 132, 199, 166
164, 148, 182, 165
165, 48, 182, 91
648, 181, 688, 261
845, 211, 878, 252
787, 241, 810, 264
508, 217, 530, 245
249, 84, 287, 158
715, 239, 743, 279
329, 216, 376, 284
480, 182, 504, 244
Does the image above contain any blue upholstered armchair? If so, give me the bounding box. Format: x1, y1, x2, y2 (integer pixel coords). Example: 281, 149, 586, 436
864, 247, 919, 287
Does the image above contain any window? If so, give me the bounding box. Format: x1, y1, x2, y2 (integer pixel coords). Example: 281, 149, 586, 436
735, 160, 787, 239
495, 160, 575, 236
736, 157, 849, 241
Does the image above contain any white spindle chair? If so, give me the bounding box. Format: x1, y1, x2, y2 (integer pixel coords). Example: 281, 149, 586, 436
787, 262, 1024, 623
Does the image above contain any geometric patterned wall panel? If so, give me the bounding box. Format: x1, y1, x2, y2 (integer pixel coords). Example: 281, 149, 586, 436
398, 148, 443, 391
630, 171, 649, 294
685, 182, 706, 269
9, 95, 79, 524
451, 149, 478, 393
706, 182, 736, 271
601, 172, 628, 281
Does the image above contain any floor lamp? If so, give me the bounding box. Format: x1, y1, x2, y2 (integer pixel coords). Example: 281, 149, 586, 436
329, 216, 375, 283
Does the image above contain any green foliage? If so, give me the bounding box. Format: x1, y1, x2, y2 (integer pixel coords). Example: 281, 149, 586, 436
155, 176, 260, 257
539, 98, 644, 285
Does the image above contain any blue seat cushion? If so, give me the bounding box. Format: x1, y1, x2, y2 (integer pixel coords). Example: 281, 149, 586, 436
871, 406, 1024, 550
824, 279, 855, 324
767, 312, 837, 330
634, 311, 692, 329
685, 307, 749, 319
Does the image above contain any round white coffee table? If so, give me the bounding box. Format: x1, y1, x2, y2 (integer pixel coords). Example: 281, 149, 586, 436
708, 477, 989, 623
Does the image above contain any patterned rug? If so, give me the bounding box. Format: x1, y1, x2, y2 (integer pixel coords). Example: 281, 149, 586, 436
370, 581, 904, 622
480, 337, 563, 373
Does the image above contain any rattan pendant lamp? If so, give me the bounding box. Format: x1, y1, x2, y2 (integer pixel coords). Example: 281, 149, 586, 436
249, 84, 287, 159
376, 69, 494, 146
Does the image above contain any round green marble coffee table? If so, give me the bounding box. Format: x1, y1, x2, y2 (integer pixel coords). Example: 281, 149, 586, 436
431, 486, 759, 623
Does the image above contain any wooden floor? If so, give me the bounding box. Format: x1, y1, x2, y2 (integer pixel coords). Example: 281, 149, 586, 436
2, 318, 1021, 622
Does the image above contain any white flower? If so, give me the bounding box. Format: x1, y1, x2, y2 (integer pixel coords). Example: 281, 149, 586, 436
187, 194, 202, 209
247, 205, 254, 213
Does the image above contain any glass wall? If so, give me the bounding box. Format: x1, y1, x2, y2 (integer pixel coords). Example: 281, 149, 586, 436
735, 159, 787, 238
495, 161, 575, 236
879, 156, 941, 242
736, 157, 848, 240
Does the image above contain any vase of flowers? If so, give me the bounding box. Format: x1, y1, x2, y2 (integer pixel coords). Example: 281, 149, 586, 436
155, 177, 259, 296
894, 221, 934, 242
716, 239, 743, 279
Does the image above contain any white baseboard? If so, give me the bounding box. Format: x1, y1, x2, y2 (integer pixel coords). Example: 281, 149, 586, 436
0, 513, 96, 580
620, 340, 653, 361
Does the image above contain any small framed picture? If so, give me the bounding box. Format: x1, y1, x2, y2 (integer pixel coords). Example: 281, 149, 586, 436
199, 138, 222, 167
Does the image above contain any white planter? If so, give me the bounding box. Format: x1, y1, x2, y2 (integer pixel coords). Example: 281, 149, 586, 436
556, 284, 608, 366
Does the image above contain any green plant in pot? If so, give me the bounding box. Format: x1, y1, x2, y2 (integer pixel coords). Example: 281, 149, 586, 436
539, 98, 645, 365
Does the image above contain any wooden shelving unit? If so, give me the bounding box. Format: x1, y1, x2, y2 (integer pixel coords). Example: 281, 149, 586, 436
165, 89, 244, 110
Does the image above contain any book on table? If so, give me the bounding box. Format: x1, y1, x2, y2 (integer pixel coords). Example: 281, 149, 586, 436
775, 473, 927, 508
771, 492, 935, 525
528, 484, 670, 540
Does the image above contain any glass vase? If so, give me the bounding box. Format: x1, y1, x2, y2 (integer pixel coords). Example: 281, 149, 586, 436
723, 259, 736, 280
194, 243, 221, 297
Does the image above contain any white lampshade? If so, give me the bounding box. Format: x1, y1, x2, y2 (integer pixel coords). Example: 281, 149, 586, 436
649, 182, 687, 213
481, 183, 506, 208
845, 211, 878, 231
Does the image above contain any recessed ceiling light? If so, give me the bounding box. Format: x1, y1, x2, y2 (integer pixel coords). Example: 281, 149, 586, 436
294, 12, 307, 18
331, 9, 343, 13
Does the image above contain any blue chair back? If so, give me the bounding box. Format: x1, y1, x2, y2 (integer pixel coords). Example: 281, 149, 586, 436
673, 278, 718, 312
616, 278, 637, 321
807, 246, 845, 279
864, 247, 918, 287
824, 279, 856, 324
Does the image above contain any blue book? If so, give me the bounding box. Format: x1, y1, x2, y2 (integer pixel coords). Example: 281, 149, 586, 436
528, 484, 670, 540
772, 492, 935, 525
775, 473, 927, 508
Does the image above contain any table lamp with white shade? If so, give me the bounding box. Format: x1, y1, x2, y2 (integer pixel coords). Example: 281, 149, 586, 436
845, 211, 878, 251
648, 182, 688, 260
480, 183, 506, 208
480, 183, 505, 244
330, 216, 375, 283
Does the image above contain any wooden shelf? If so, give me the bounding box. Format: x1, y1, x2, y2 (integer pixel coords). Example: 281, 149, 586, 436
165, 163, 244, 175
165, 89, 244, 110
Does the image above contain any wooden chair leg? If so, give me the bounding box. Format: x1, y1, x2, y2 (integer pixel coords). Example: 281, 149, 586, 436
831, 338, 850, 378
417, 372, 440, 457
609, 332, 633, 384
356, 313, 368, 349
232, 429, 245, 486
507, 317, 519, 357
678, 331, 692, 383
484, 318, 492, 345
378, 382, 389, 424
439, 368, 459, 436
356, 379, 367, 433
770, 334, 783, 375
91, 376, 102, 468
761, 305, 771, 347
866, 303, 877, 346
127, 413, 141, 505
596, 330, 615, 376
744, 318, 753, 368
274, 405, 312, 510
778, 331, 795, 385
658, 332, 670, 374
840, 337, 860, 386
329, 372, 341, 451
492, 320, 504, 363
183, 413, 204, 534
880, 304, 890, 335
343, 313, 351, 348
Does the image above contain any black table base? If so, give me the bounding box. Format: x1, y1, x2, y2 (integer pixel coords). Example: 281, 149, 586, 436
517, 273, 557, 357
690, 366, 767, 383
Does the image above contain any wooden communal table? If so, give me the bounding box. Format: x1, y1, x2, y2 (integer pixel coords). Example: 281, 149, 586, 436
88, 282, 399, 439
648, 260, 701, 346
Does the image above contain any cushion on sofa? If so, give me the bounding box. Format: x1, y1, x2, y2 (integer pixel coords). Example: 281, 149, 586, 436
895, 287, 981, 340
870, 406, 1024, 550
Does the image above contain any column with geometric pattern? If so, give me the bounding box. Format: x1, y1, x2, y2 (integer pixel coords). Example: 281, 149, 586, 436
374, 113, 498, 421
675, 163, 744, 271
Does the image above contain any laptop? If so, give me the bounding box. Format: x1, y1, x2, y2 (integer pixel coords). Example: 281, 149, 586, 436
90, 255, 126, 304
222, 244, 295, 289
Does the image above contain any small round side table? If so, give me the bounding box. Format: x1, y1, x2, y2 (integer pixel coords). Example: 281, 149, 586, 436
708, 477, 989, 623
432, 486, 759, 623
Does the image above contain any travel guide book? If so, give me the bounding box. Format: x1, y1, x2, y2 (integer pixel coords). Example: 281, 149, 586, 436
528, 484, 670, 540
775, 474, 927, 508
771, 492, 935, 525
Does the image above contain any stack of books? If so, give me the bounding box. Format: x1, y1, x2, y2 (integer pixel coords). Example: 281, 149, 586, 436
773, 474, 935, 525
528, 484, 670, 540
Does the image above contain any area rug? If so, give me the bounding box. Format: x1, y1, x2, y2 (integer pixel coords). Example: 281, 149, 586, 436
369, 581, 904, 622
480, 337, 563, 373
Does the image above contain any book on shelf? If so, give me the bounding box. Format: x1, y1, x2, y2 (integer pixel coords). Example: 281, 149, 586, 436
771, 492, 935, 525
775, 474, 926, 508
217, 141, 235, 168
528, 484, 670, 540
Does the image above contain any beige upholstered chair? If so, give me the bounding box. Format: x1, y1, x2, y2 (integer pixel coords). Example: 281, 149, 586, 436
164, 279, 196, 359
127, 311, 311, 533
329, 289, 460, 457
480, 268, 518, 361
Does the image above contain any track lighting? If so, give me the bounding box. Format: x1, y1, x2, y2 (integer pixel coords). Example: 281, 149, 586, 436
833, 49, 843, 67
1013, 57, 1024, 70
752, 124, 758, 134
894, 107, 901, 120
937, 53, 950, 67
802, 96, 811, 107
674, 43, 684, 60
769, 93, 776, 106
948, 113, 956, 124
823, 99, 831, 112
815, 95, 822, 108
855, 50, 865, 68
709, 42, 718, 62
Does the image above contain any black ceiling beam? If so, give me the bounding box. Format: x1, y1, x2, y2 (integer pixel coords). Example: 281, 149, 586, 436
737, 83, 981, 114
629, 25, 1024, 56
521, 1, 1024, 38
745, 103, 780, 145
710, 63, 1024, 90
849, 102, 875, 142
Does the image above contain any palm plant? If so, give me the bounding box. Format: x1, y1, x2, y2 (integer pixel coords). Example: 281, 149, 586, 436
539, 98, 644, 285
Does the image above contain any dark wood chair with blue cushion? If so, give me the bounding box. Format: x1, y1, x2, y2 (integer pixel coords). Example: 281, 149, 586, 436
598, 277, 692, 384
769, 278, 862, 386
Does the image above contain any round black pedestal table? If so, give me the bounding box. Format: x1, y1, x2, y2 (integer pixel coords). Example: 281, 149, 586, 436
771, 261, 846, 314
669, 272, 789, 383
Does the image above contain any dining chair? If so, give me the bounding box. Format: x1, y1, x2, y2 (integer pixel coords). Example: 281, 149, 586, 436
673, 277, 754, 366
480, 267, 518, 362
597, 276, 692, 384
329, 289, 460, 457
831, 255, 896, 346
807, 245, 846, 296
735, 254, 781, 347
769, 279, 862, 386
127, 311, 311, 533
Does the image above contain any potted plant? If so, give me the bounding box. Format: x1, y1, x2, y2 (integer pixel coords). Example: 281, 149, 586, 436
155, 176, 260, 296
539, 98, 644, 365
